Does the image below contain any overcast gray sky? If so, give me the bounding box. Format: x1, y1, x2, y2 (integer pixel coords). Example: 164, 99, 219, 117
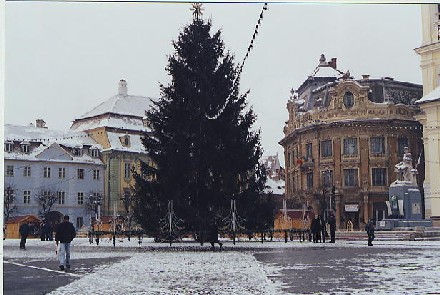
5, 2, 423, 163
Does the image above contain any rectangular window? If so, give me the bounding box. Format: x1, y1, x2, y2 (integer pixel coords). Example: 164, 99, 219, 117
43, 167, 51, 178
76, 217, 83, 229
77, 192, 84, 205
305, 143, 312, 159
370, 137, 385, 154
5, 142, 13, 152
77, 169, 84, 180
91, 149, 99, 158
306, 172, 313, 189
344, 169, 358, 187
322, 170, 333, 187
321, 140, 332, 157
372, 168, 387, 186
124, 163, 132, 179
23, 166, 31, 177
6, 165, 14, 177
93, 169, 100, 180
343, 138, 358, 156
397, 138, 408, 156
59, 168, 66, 179
73, 148, 82, 156
57, 191, 66, 205
23, 190, 31, 204
21, 144, 30, 153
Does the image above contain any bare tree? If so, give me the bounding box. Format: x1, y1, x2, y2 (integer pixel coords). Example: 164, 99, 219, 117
4, 185, 17, 222
35, 189, 59, 219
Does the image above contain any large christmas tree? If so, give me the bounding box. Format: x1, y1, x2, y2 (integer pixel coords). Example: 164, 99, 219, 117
133, 5, 273, 239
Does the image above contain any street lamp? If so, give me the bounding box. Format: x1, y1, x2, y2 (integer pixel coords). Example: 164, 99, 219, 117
89, 194, 102, 245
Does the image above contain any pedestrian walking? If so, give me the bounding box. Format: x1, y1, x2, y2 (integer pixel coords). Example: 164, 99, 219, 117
365, 219, 375, 246
55, 215, 76, 270
19, 222, 31, 250
310, 215, 322, 243
208, 220, 223, 250
328, 211, 336, 243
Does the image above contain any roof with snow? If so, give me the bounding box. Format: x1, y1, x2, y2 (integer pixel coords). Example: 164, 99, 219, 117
5, 124, 99, 147
79, 94, 152, 119
104, 132, 146, 154
264, 177, 285, 195
70, 80, 154, 132
415, 85, 440, 104
4, 124, 103, 165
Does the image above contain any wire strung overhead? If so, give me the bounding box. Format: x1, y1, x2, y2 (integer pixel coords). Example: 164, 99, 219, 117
206, 2, 268, 120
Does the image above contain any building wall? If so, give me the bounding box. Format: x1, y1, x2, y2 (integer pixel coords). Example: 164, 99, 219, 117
281, 79, 423, 229
415, 4, 440, 225
4, 158, 104, 229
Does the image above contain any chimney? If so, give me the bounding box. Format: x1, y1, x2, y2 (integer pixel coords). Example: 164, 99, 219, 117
328, 58, 337, 69
118, 79, 128, 96
36, 119, 47, 128
362, 74, 370, 80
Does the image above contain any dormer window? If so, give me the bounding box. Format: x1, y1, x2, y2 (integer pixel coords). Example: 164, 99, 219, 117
120, 135, 130, 147
4, 141, 13, 152
73, 147, 82, 156
21, 142, 30, 153
90, 148, 99, 158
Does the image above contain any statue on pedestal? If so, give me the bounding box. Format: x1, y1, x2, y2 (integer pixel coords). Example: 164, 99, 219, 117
394, 147, 417, 185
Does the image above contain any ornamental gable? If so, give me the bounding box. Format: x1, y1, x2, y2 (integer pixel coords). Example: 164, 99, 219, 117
35, 143, 73, 161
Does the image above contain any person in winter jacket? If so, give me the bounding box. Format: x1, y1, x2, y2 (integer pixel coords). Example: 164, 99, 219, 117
328, 211, 337, 243
310, 215, 322, 243
365, 219, 375, 246
19, 222, 31, 249
208, 220, 223, 250
55, 215, 76, 270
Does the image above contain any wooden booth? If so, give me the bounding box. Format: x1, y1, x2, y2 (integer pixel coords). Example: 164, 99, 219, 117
5, 215, 42, 239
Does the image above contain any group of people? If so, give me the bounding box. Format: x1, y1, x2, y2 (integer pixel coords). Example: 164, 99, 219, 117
40, 221, 54, 241
19, 215, 76, 271
310, 211, 337, 243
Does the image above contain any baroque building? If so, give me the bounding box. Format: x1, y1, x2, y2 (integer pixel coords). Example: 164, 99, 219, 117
280, 55, 423, 230
414, 4, 440, 226
4, 120, 104, 230
70, 80, 152, 216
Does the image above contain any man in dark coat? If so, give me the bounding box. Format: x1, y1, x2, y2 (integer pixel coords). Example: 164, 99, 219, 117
208, 220, 223, 250
365, 219, 375, 246
19, 222, 31, 249
310, 215, 322, 243
55, 215, 76, 270
328, 211, 337, 243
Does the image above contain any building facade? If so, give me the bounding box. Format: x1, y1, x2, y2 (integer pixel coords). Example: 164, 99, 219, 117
280, 55, 424, 230
4, 121, 105, 229
70, 80, 152, 216
414, 4, 440, 226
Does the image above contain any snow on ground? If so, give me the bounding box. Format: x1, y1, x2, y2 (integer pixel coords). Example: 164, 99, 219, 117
4, 238, 440, 295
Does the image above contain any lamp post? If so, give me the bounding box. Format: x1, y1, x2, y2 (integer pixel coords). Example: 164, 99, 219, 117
89, 194, 102, 245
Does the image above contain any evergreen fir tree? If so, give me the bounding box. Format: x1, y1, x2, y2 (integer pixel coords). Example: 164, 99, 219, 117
133, 7, 270, 239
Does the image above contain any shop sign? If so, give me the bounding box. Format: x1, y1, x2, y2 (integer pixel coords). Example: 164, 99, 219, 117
345, 204, 359, 212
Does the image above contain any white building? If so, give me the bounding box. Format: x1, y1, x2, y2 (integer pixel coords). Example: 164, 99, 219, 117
415, 4, 440, 226
4, 120, 105, 229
